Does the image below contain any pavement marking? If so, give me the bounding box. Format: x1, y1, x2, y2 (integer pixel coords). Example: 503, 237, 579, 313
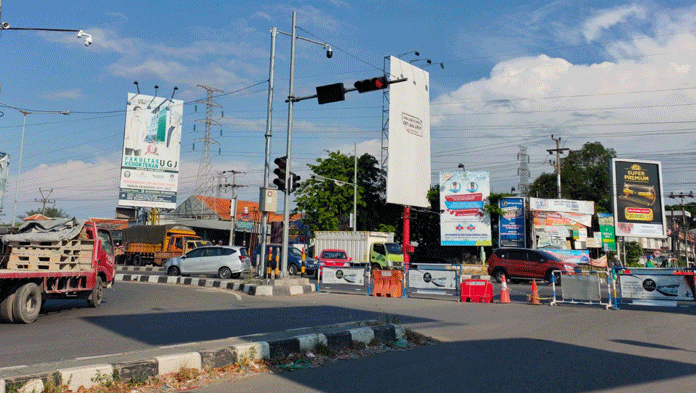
0, 365, 28, 371
195, 288, 242, 300
75, 353, 124, 361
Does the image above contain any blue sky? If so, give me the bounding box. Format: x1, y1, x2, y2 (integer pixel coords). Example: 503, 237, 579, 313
1, 0, 696, 221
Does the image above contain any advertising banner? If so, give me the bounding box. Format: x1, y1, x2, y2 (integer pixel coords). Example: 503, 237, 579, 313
611, 159, 666, 238
529, 197, 595, 215
408, 268, 457, 290
499, 197, 525, 248
597, 212, 617, 251
321, 267, 365, 286
618, 268, 694, 302
119, 93, 183, 209
386, 56, 431, 208
439, 171, 491, 246
0, 152, 8, 212
542, 249, 590, 265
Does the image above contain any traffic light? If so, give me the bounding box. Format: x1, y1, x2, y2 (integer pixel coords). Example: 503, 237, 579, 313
354, 76, 388, 93
316, 83, 346, 105
273, 156, 287, 192
290, 172, 301, 194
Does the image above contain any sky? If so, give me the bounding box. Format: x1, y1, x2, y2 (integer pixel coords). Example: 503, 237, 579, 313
1, 0, 696, 222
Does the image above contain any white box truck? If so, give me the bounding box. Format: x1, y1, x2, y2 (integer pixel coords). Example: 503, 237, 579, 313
313, 231, 403, 270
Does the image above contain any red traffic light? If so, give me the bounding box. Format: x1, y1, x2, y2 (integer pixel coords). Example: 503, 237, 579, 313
354, 76, 389, 93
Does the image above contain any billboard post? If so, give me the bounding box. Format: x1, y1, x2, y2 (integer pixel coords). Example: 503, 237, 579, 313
119, 93, 183, 210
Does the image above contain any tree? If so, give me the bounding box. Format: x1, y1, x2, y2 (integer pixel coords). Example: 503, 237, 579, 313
528, 141, 616, 212
293, 151, 402, 234
625, 241, 643, 266
21, 207, 69, 219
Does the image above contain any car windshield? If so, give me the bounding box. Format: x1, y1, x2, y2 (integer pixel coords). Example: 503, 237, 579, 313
323, 251, 347, 259
386, 243, 402, 254
290, 248, 302, 256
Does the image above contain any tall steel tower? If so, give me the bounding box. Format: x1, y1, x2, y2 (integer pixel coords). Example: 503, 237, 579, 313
192, 85, 222, 200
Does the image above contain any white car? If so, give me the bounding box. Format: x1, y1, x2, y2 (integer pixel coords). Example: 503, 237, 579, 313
165, 246, 251, 279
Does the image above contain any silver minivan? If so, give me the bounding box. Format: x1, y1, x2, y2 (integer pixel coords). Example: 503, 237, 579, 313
165, 246, 250, 279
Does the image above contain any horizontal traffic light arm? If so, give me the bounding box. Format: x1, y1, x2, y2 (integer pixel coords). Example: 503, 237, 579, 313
286, 77, 408, 104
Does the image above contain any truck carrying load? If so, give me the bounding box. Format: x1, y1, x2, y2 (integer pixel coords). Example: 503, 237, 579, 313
0, 218, 115, 324
119, 224, 206, 266
313, 231, 403, 270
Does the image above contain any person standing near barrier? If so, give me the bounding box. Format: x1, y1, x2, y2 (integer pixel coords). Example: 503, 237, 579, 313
646, 255, 655, 268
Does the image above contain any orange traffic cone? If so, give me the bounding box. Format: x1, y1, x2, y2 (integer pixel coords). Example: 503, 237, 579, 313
529, 280, 540, 305
500, 276, 511, 304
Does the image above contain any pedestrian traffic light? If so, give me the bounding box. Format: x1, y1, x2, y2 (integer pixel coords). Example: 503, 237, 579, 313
354, 76, 389, 93
291, 172, 301, 194
273, 156, 287, 192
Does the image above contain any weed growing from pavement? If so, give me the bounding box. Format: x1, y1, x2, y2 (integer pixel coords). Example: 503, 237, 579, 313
14, 328, 436, 393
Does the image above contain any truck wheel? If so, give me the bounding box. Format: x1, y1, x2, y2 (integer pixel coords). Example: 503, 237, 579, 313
0, 292, 16, 323
13, 283, 41, 324
132, 255, 142, 266
288, 264, 298, 276
88, 277, 104, 308
371, 263, 381, 272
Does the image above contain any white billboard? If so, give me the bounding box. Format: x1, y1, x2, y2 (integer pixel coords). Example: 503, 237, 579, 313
119, 93, 183, 209
386, 56, 431, 208
439, 171, 492, 246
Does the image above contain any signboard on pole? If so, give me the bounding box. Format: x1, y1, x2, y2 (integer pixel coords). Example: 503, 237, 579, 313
499, 197, 526, 248
611, 159, 666, 238
597, 212, 617, 251
119, 93, 183, 209
0, 152, 8, 212
439, 171, 491, 246
386, 56, 431, 208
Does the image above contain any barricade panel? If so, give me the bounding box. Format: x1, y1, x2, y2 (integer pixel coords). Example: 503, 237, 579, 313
612, 267, 696, 308
405, 263, 461, 301
317, 265, 370, 295
550, 270, 612, 309
461, 279, 493, 303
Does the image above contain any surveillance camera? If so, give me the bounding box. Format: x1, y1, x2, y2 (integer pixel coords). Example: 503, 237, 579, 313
1, 22, 9, 29
326, 46, 333, 59
84, 36, 92, 46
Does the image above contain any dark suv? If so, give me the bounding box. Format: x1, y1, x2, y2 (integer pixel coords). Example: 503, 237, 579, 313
486, 248, 580, 285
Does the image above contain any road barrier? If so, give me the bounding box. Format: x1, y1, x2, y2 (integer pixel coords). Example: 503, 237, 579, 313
317, 264, 371, 295
611, 267, 696, 309
460, 279, 493, 303
406, 263, 462, 301
550, 270, 613, 309
373, 269, 403, 297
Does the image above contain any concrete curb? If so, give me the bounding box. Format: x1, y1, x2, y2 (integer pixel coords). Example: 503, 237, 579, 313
0, 324, 405, 393
115, 273, 316, 297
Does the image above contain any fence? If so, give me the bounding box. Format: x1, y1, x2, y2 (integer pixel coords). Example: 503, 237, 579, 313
316, 264, 371, 295
611, 267, 696, 309
405, 263, 462, 301
549, 270, 613, 309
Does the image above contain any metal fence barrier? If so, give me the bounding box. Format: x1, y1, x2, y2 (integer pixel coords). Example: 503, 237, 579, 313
611, 267, 696, 309
405, 263, 462, 301
317, 264, 371, 295
550, 270, 613, 309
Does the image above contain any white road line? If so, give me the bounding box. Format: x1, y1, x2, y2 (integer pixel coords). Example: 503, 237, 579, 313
196, 288, 242, 300
0, 365, 28, 371
75, 353, 124, 361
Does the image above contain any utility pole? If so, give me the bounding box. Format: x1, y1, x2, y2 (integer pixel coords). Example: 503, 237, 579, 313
221, 170, 245, 246
34, 188, 55, 215
517, 145, 530, 197
547, 135, 569, 198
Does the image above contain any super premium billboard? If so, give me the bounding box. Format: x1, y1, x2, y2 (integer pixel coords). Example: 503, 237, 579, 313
611, 159, 666, 238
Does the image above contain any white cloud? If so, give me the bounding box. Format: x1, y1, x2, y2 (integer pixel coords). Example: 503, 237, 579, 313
582, 5, 647, 42
42, 89, 86, 100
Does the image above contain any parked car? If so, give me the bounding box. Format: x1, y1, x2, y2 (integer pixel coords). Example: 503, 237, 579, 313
316, 248, 352, 279
252, 244, 318, 276
486, 248, 581, 285
165, 245, 250, 279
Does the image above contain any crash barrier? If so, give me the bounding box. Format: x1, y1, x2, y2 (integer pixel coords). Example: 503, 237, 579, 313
406, 263, 462, 301
373, 269, 403, 297
317, 263, 370, 295
460, 279, 493, 303
612, 267, 696, 309
550, 270, 613, 309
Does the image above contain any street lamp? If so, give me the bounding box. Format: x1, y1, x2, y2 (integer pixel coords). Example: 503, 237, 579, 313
8, 108, 70, 226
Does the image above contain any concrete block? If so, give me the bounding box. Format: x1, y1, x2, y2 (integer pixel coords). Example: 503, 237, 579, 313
200, 348, 237, 369
155, 352, 202, 375
113, 359, 158, 383
268, 338, 300, 359
372, 325, 397, 343
58, 364, 113, 391
296, 334, 327, 351
17, 378, 42, 393
325, 331, 352, 350
254, 285, 273, 296
233, 342, 269, 361
349, 327, 375, 344
288, 286, 304, 296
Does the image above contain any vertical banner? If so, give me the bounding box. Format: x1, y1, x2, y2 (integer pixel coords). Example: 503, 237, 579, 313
597, 212, 617, 251
0, 152, 8, 212
440, 171, 491, 246
499, 197, 526, 248
119, 93, 183, 209
611, 159, 666, 238
386, 56, 431, 208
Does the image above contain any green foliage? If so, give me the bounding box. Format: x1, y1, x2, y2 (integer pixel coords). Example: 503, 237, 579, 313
292, 151, 402, 234
528, 141, 616, 212
625, 241, 643, 266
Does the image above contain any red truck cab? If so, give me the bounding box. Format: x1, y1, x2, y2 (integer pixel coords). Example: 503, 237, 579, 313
317, 248, 352, 267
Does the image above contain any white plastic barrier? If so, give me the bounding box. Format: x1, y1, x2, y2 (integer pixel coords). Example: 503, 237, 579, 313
406, 263, 461, 299
612, 267, 696, 308
317, 266, 370, 295
550, 270, 612, 309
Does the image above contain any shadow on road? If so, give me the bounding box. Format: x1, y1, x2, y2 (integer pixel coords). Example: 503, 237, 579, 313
81, 306, 435, 346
